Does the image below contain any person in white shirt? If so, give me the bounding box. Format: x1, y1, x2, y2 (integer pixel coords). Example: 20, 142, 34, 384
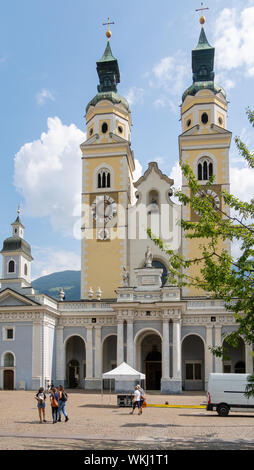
130, 385, 142, 415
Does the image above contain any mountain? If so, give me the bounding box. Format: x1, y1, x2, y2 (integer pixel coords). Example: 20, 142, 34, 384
32, 270, 81, 301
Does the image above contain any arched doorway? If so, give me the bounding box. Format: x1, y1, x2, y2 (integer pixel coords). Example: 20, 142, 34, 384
102, 335, 117, 373
222, 337, 246, 373
182, 335, 205, 391
3, 352, 15, 390
4, 370, 14, 390
65, 336, 86, 388
136, 330, 162, 391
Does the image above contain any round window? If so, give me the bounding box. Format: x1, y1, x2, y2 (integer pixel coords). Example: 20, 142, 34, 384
218, 117, 223, 126
201, 112, 208, 124
89, 128, 93, 136
118, 125, 123, 134
186, 119, 191, 127
101, 122, 108, 134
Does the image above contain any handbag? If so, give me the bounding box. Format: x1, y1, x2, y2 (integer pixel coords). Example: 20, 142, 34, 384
142, 400, 147, 408
51, 396, 58, 407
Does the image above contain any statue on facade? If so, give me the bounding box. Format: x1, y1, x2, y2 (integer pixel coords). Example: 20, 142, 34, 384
122, 266, 129, 287
145, 246, 153, 268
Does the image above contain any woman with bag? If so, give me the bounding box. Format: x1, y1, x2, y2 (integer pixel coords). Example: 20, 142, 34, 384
57, 385, 69, 422
35, 387, 47, 423
50, 387, 60, 423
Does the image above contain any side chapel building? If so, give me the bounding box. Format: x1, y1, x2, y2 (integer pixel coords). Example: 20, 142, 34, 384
0, 18, 252, 393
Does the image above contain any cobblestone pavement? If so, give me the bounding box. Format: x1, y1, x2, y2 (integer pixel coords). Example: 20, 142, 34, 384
1, 390, 254, 450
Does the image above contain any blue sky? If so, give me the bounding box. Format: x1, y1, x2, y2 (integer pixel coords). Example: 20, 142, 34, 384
0, 0, 254, 279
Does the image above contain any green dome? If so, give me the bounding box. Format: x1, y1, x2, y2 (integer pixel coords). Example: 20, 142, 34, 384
182, 81, 226, 102
1, 237, 32, 258
86, 91, 130, 113
182, 27, 226, 103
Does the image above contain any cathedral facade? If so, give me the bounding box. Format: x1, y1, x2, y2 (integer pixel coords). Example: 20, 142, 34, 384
0, 23, 252, 393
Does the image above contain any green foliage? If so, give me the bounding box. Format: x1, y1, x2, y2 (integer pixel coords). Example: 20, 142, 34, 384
149, 108, 254, 356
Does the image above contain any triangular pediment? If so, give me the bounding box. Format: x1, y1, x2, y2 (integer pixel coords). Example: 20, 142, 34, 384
180, 123, 232, 138
0, 288, 39, 307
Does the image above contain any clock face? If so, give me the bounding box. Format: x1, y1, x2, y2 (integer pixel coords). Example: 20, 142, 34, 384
91, 195, 117, 223
198, 189, 220, 211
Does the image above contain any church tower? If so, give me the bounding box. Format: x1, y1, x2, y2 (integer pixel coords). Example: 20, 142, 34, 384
80, 29, 135, 299
179, 18, 232, 297
0, 210, 33, 292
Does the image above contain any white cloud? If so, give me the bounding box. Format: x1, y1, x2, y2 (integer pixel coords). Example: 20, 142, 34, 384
214, 6, 254, 79
133, 158, 143, 183
14, 116, 85, 236
169, 161, 182, 192
36, 88, 55, 106
31, 246, 80, 279
151, 51, 189, 95
230, 165, 254, 203
125, 87, 145, 106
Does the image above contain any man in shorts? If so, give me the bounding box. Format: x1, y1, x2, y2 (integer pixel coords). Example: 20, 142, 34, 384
130, 385, 142, 415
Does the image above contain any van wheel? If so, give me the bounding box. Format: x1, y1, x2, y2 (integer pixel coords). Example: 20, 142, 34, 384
216, 404, 229, 417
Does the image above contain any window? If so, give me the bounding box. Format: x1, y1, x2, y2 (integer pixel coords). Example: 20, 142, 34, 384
24, 264, 28, 276
197, 157, 213, 181
4, 352, 14, 367
201, 112, 208, 124
185, 361, 202, 380
3, 327, 15, 341
7, 329, 13, 340
97, 169, 111, 188
101, 122, 108, 134
8, 260, 15, 273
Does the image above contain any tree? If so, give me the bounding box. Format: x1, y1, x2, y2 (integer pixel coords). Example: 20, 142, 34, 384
148, 108, 254, 363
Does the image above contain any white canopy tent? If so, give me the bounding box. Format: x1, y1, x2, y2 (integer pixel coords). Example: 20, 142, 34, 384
101, 362, 145, 403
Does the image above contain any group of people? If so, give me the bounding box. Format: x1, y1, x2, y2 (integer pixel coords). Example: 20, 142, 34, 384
130, 384, 146, 415
35, 384, 69, 424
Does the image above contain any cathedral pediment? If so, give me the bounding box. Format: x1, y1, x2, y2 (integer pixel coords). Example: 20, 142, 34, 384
0, 288, 39, 307
180, 123, 232, 138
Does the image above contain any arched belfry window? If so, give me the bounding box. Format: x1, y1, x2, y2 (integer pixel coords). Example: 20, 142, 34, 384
98, 169, 111, 189
8, 260, 15, 273
197, 157, 213, 181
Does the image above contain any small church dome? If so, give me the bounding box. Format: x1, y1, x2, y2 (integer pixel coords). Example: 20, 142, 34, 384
1, 237, 32, 259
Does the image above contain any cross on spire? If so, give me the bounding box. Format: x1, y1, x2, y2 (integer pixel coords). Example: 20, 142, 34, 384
195, 2, 209, 25
102, 17, 115, 40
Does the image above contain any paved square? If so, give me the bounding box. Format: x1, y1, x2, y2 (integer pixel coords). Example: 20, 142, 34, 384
1, 390, 254, 450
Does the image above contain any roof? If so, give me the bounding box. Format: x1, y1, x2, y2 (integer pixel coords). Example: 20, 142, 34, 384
134, 161, 174, 188
182, 27, 226, 102
1, 236, 33, 259
102, 362, 145, 380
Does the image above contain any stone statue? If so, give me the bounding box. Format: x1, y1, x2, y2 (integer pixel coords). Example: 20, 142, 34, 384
59, 288, 65, 301
122, 266, 129, 287
145, 246, 153, 268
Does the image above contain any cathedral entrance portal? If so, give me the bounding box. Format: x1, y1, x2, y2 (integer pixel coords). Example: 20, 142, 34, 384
136, 331, 162, 391
65, 336, 86, 388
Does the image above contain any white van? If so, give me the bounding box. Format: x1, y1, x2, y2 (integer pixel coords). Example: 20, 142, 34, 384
207, 373, 254, 416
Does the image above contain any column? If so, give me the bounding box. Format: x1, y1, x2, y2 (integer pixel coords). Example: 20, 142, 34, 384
205, 326, 213, 384
32, 321, 42, 389
127, 318, 134, 367
86, 326, 93, 378
214, 325, 223, 373
245, 343, 253, 374
56, 325, 65, 385
117, 318, 124, 365
172, 320, 181, 380
162, 319, 170, 379
94, 325, 102, 378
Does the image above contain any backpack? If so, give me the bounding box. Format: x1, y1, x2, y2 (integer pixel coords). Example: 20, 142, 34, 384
61, 391, 68, 402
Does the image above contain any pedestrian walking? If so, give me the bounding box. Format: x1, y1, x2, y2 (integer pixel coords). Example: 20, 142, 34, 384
35, 387, 47, 423
137, 384, 146, 413
57, 385, 69, 422
50, 387, 60, 423
130, 385, 142, 415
